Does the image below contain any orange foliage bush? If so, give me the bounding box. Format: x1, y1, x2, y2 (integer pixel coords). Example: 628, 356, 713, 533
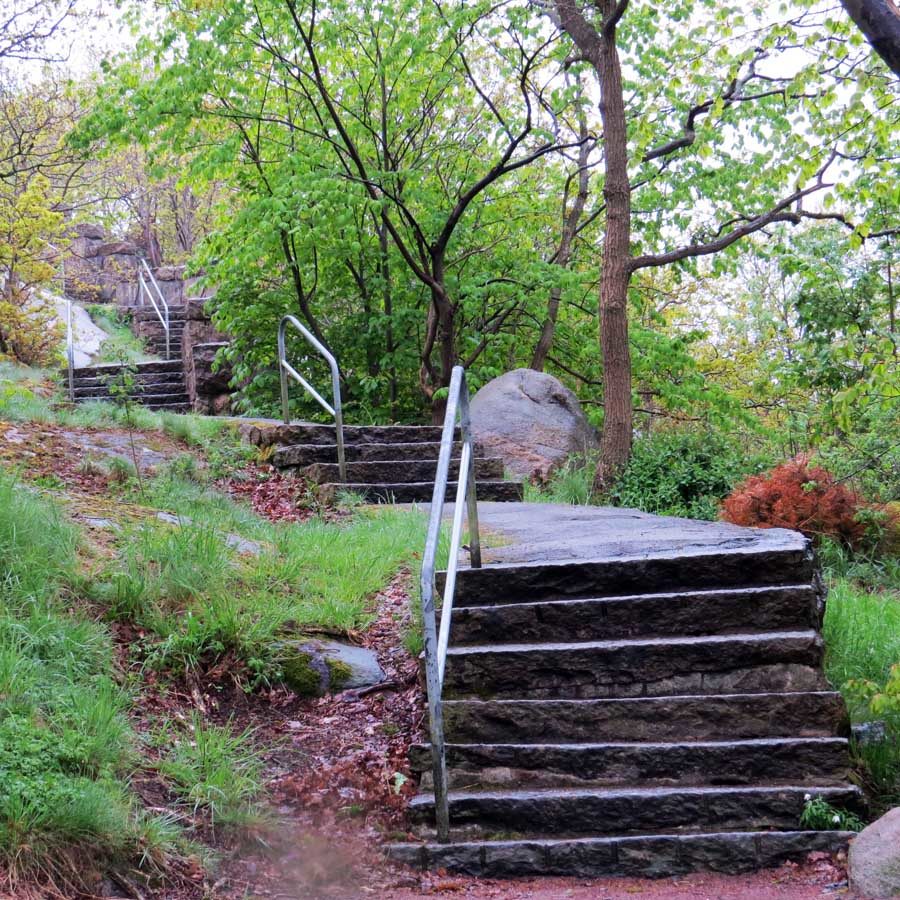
721, 456, 868, 548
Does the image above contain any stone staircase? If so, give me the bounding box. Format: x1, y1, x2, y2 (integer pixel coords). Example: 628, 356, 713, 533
132, 304, 187, 357
69, 360, 191, 412
388, 542, 862, 877
246, 422, 524, 502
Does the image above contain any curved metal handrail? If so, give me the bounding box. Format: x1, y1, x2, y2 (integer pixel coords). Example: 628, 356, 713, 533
277, 315, 346, 482
137, 258, 171, 359
420, 364, 482, 842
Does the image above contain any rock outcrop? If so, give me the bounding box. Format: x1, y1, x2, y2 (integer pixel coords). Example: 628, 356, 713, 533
850, 807, 900, 899
469, 368, 597, 480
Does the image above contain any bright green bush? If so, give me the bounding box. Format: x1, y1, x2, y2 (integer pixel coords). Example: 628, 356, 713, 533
609, 427, 770, 520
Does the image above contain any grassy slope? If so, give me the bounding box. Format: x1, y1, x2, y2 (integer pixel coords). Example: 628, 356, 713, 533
0, 365, 433, 892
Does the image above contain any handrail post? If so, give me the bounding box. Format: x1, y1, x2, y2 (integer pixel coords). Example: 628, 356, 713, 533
277, 315, 346, 482
139, 259, 171, 360
459, 375, 482, 569
65, 299, 74, 402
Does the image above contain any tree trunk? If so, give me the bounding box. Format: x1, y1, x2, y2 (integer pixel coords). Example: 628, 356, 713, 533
594, 7, 633, 491
839, 0, 900, 76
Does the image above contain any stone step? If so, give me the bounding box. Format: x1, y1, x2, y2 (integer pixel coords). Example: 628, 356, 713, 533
387, 830, 854, 878
298, 457, 505, 485
75, 391, 189, 407
407, 784, 863, 837
440, 547, 816, 606
132, 307, 186, 320
247, 422, 460, 448
441, 692, 850, 744
144, 400, 191, 412
73, 380, 186, 399
450, 585, 819, 645
409, 737, 851, 790
72, 360, 183, 378
71, 371, 186, 389
442, 631, 827, 701
317, 480, 524, 504
273, 441, 474, 467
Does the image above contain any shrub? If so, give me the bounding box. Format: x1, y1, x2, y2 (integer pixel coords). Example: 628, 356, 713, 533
721, 456, 877, 548
610, 427, 767, 520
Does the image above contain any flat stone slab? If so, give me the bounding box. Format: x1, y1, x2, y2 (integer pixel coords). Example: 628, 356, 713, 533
435, 502, 807, 567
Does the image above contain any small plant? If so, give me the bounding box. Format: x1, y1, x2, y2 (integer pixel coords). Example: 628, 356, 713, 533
105, 359, 146, 498
106, 455, 138, 485
722, 455, 878, 549
799, 794, 865, 832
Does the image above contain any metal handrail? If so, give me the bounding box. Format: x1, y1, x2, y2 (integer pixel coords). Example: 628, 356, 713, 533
137, 258, 171, 359
277, 315, 346, 482
65, 298, 75, 402
420, 364, 482, 843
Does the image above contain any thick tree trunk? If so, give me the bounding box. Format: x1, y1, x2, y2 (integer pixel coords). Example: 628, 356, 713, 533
839, 0, 900, 75
594, 8, 633, 491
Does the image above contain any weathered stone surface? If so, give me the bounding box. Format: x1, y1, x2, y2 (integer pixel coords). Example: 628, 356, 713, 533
441, 692, 850, 744
316, 480, 523, 505
442, 631, 825, 700
278, 639, 384, 697
451, 585, 819, 645
850, 807, 900, 899
94, 240, 139, 257
246, 422, 456, 448
469, 368, 597, 480
410, 737, 850, 789
273, 440, 467, 467
187, 341, 231, 400
408, 785, 861, 835
74, 222, 106, 240
388, 832, 854, 879
299, 457, 503, 485
442, 544, 814, 605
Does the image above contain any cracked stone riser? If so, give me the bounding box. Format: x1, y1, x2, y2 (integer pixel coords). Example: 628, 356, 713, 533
298, 458, 505, 485
407, 784, 863, 836
441, 692, 851, 744
386, 830, 854, 878
442, 632, 827, 701
439, 548, 815, 605
245, 422, 460, 448
317, 481, 523, 504
273, 441, 478, 467
409, 737, 852, 790
450, 585, 819, 645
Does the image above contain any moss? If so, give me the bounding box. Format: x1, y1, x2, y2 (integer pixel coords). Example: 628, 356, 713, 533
325, 657, 352, 691
279, 651, 324, 697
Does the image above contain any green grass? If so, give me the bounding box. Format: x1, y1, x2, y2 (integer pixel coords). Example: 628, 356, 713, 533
85, 305, 155, 365
157, 715, 264, 831
823, 562, 900, 814
0, 473, 180, 890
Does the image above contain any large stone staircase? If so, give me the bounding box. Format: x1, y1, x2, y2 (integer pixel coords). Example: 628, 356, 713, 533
388, 539, 861, 877
246, 422, 524, 502
69, 360, 190, 412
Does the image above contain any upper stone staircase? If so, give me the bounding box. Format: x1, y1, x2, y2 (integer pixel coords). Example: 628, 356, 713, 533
246, 422, 524, 502
131, 304, 187, 357
388, 537, 861, 877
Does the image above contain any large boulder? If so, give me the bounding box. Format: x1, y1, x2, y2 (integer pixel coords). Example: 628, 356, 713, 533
850, 807, 900, 898
469, 368, 597, 480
